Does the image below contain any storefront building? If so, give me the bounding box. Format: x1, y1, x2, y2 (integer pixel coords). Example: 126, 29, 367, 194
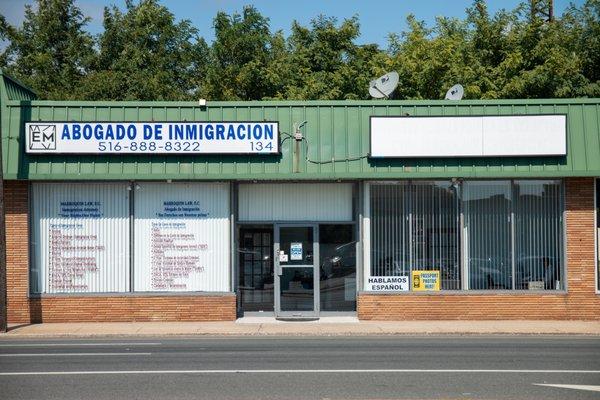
1, 71, 599, 322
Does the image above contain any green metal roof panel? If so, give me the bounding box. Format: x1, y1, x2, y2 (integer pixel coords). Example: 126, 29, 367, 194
2, 96, 600, 180
0, 72, 37, 101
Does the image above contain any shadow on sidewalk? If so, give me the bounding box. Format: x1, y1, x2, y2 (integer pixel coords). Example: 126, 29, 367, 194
6, 323, 35, 332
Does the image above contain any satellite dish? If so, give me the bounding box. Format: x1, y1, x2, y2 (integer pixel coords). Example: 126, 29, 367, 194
445, 84, 464, 100
369, 71, 399, 99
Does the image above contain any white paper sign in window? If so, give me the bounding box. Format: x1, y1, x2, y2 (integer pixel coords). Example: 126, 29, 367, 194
31, 183, 130, 293
290, 243, 303, 260
133, 182, 230, 292
366, 276, 409, 292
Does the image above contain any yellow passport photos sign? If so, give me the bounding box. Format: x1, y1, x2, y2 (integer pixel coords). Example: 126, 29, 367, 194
411, 270, 440, 291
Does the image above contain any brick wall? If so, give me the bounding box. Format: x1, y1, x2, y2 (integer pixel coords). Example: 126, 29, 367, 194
26, 295, 236, 323
5, 180, 236, 323
358, 177, 600, 320
5, 180, 29, 323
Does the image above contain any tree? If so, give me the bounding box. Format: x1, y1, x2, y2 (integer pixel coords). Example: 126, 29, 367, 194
79, 0, 208, 100
388, 15, 474, 99
1, 0, 598, 101
283, 15, 383, 100
384, 0, 597, 100
201, 6, 284, 100
0, 0, 94, 99
492, 0, 587, 98
564, 0, 600, 96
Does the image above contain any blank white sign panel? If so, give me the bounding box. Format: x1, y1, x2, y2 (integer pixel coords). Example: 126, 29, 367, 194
370, 115, 566, 158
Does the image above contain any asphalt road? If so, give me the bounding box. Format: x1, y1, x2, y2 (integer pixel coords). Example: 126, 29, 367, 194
0, 336, 598, 400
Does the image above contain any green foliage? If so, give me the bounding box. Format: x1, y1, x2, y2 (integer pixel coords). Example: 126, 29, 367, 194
0, 0, 598, 100
565, 0, 600, 95
200, 5, 282, 100
78, 0, 208, 100
282, 15, 383, 100
0, 0, 94, 99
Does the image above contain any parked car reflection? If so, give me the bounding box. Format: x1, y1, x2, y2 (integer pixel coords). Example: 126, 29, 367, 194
515, 256, 559, 290
319, 228, 357, 312
469, 257, 512, 289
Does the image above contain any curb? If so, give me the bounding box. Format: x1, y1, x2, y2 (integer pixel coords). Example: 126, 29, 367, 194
2, 331, 600, 338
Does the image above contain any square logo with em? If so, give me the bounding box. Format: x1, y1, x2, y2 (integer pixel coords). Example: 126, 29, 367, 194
29, 124, 57, 150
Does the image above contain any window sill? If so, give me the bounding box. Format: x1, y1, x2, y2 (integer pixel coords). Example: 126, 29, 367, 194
358, 290, 568, 296
28, 291, 235, 298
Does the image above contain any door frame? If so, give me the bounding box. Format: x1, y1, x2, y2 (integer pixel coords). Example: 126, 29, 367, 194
274, 223, 319, 318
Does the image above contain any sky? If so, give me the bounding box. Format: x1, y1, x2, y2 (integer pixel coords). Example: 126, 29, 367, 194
0, 0, 583, 48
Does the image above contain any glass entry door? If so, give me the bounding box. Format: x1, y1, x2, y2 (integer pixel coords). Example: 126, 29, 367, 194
274, 225, 318, 318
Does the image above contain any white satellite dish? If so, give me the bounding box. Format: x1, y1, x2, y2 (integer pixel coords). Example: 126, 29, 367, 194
369, 71, 399, 99
445, 84, 464, 100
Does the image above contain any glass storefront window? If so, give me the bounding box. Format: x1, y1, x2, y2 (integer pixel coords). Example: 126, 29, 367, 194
463, 181, 512, 290
31, 183, 131, 294
369, 180, 565, 291
371, 183, 411, 277
412, 182, 460, 290
514, 180, 564, 290
319, 225, 356, 311
370, 181, 460, 290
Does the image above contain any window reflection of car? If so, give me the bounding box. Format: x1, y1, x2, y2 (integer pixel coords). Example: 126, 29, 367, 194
469, 257, 512, 289
320, 241, 356, 290
321, 241, 356, 271
237, 248, 271, 261
329, 241, 356, 266
515, 256, 558, 290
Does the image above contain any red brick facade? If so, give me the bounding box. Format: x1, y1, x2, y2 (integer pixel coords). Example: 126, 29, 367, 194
5, 178, 600, 322
6, 181, 29, 323
5, 180, 236, 323
358, 178, 600, 320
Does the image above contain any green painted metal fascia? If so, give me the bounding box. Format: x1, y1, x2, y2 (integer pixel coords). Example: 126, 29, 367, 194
11, 170, 600, 181
6, 97, 600, 180
13, 98, 600, 107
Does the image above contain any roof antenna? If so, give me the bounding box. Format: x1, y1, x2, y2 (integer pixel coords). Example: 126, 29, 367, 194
445, 84, 464, 100
369, 71, 399, 99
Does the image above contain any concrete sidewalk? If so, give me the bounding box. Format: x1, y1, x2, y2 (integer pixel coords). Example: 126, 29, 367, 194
1, 319, 599, 337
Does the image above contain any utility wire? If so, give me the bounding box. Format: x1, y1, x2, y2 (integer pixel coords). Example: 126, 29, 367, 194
301, 137, 368, 164
280, 130, 368, 163
279, 131, 294, 145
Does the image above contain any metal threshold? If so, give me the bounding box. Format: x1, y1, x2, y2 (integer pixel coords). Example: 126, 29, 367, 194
236, 316, 359, 324
275, 317, 320, 322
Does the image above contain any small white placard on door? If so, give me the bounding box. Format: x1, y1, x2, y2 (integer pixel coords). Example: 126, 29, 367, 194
290, 242, 303, 260
279, 253, 288, 262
